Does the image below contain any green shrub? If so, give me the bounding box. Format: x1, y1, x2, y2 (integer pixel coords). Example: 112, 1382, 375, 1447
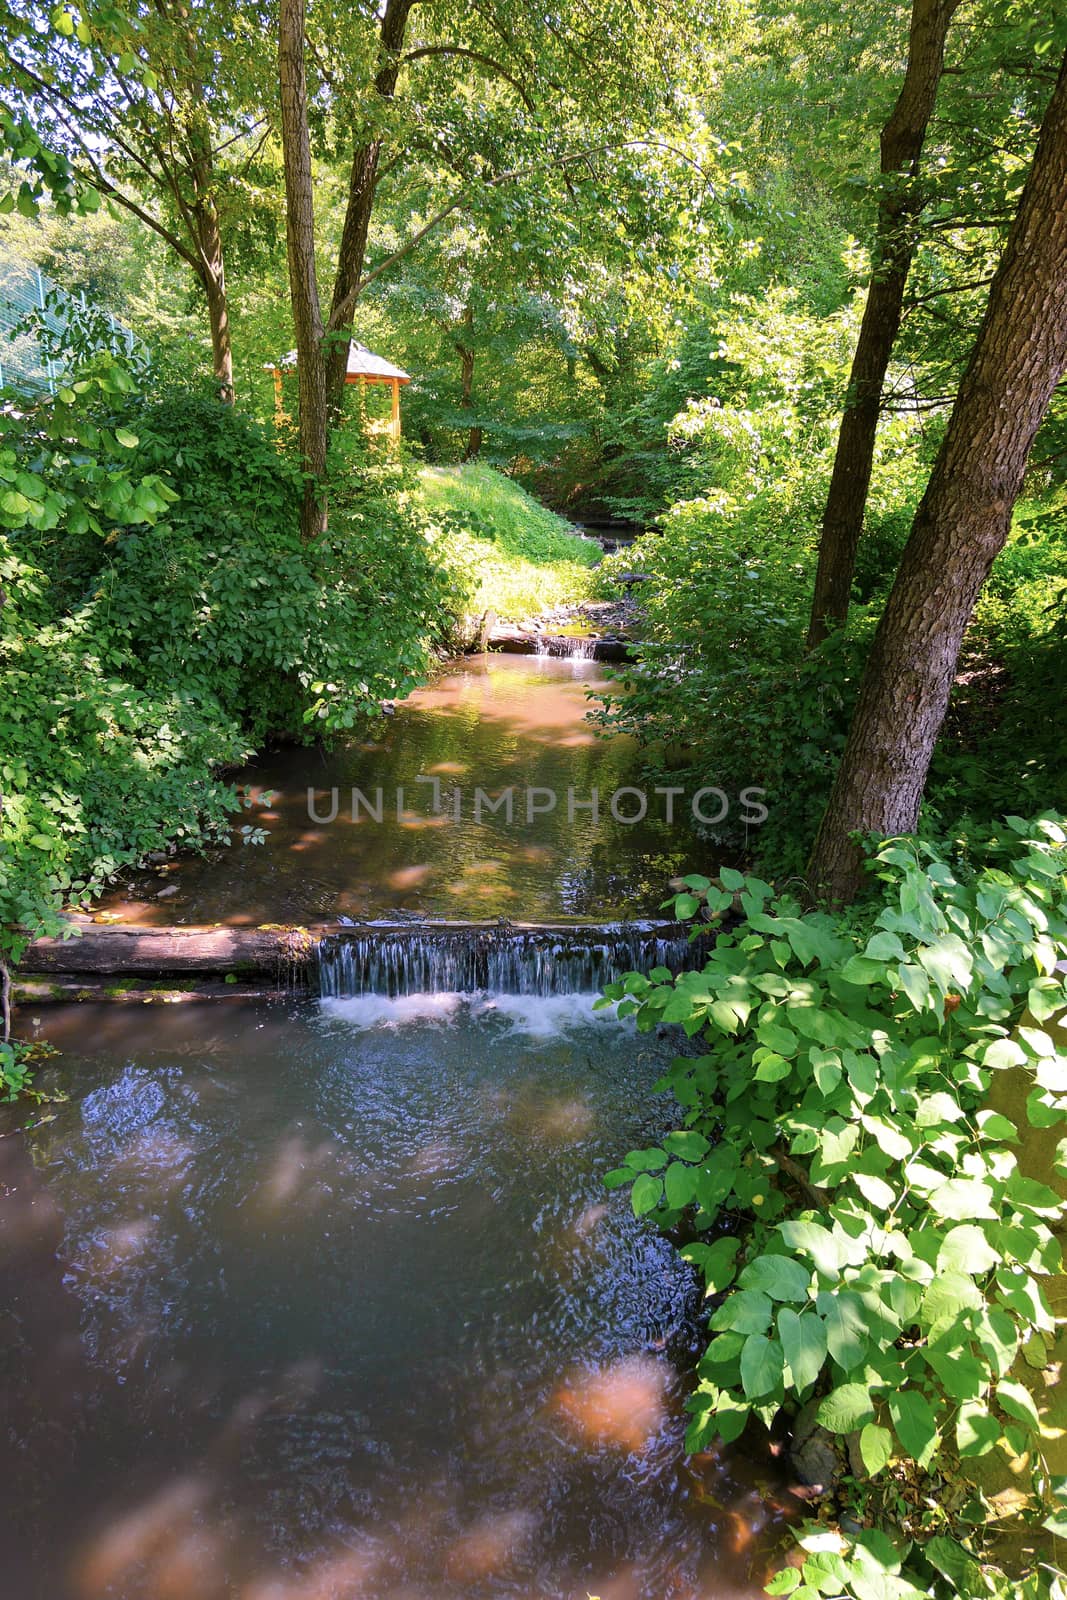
595, 491, 873, 873
602, 818, 1067, 1598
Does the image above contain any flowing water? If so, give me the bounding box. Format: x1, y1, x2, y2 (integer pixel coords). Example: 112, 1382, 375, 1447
5, 649, 792, 1597
315, 925, 702, 999
97, 655, 705, 927
2, 999, 793, 1600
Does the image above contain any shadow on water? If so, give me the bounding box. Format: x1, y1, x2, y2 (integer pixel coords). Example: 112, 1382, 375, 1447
96, 655, 701, 927
1, 1001, 798, 1600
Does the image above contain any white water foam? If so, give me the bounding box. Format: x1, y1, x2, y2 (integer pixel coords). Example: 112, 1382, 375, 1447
319, 990, 625, 1038
320, 992, 465, 1030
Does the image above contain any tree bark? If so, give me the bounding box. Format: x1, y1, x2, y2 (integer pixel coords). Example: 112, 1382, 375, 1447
807, 49, 1067, 902
278, 0, 329, 539
455, 306, 482, 459
323, 0, 416, 416
807, 0, 962, 648
194, 206, 235, 405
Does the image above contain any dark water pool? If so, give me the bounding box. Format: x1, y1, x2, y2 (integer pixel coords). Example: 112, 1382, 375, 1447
1, 1000, 792, 1600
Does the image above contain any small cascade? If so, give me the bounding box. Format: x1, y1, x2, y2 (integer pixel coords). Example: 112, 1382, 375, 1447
317, 923, 700, 998
534, 634, 598, 660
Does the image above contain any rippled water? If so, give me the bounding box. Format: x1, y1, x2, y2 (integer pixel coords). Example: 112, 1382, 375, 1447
1, 1001, 792, 1599
97, 655, 705, 927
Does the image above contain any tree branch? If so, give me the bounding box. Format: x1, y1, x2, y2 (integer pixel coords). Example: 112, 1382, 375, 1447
402, 44, 536, 112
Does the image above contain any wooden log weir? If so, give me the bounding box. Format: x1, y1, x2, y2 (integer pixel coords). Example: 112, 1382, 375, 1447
13, 917, 701, 1004
18, 922, 318, 986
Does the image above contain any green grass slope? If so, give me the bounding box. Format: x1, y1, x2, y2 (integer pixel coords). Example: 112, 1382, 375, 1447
417, 463, 601, 622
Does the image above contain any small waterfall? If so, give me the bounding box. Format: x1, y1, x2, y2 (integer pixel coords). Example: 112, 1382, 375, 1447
534, 634, 598, 660
317, 924, 700, 998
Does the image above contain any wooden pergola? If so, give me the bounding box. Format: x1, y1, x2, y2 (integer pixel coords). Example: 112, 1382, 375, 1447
266, 342, 412, 444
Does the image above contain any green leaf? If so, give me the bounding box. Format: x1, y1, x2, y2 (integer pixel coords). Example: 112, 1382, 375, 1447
859, 1422, 894, 1475
997, 1378, 1041, 1432
937, 1224, 999, 1277
920, 1271, 984, 1328
114, 426, 139, 449
681, 1236, 740, 1293
765, 1571, 802, 1596
754, 1051, 792, 1082
779, 1220, 842, 1281
957, 1400, 1002, 1457
664, 1161, 697, 1209
889, 1389, 940, 1467
710, 1288, 773, 1336
840, 955, 886, 986
663, 1129, 711, 1161
817, 1383, 874, 1433
817, 1290, 869, 1372
740, 1333, 784, 1398
738, 1254, 812, 1302
631, 1172, 662, 1215
777, 1307, 828, 1390
927, 1178, 997, 1221
924, 1536, 984, 1593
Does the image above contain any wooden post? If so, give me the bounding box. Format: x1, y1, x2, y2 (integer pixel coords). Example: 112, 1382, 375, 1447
391, 377, 401, 444
272, 366, 284, 430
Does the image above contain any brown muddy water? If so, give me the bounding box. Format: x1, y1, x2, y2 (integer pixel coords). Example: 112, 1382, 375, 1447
2, 999, 795, 1600
97, 655, 729, 927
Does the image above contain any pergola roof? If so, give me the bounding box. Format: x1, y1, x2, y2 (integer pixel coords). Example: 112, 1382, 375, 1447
269, 341, 411, 384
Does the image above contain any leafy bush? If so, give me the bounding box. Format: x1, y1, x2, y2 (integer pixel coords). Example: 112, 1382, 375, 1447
0, 369, 252, 1083
602, 818, 1067, 1597
594, 491, 873, 873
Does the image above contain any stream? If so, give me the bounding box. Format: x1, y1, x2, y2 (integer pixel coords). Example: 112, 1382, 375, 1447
2, 654, 792, 1599
97, 655, 720, 927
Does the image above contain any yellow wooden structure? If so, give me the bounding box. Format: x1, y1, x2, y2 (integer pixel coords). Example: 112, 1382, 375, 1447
266, 342, 411, 446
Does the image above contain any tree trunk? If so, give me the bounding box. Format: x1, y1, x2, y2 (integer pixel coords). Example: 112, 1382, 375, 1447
195, 207, 235, 405
323, 0, 416, 417
455, 307, 481, 459
806, 0, 962, 648
807, 49, 1067, 903
278, 0, 328, 540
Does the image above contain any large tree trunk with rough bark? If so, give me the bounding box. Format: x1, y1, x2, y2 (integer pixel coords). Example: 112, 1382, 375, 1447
278, 0, 329, 540
807, 0, 962, 648
807, 50, 1067, 902
323, 0, 416, 417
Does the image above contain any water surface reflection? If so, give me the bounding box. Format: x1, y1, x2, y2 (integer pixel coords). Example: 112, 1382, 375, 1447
1, 1001, 793, 1598
96, 656, 699, 926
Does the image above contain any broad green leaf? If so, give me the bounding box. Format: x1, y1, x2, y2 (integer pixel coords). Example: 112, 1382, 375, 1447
631, 1173, 662, 1215
663, 1130, 711, 1161
664, 1161, 697, 1209
779, 1220, 842, 1281
889, 1389, 940, 1468
710, 1288, 773, 1336
859, 1422, 894, 1474
738, 1254, 812, 1302
997, 1378, 1041, 1432
956, 1401, 1002, 1457
817, 1383, 874, 1433
740, 1332, 784, 1398
816, 1290, 868, 1372
777, 1307, 827, 1391
936, 1224, 999, 1276
927, 1178, 996, 1221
